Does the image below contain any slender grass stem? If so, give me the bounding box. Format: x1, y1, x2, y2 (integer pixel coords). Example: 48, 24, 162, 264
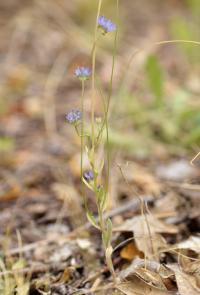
155, 39, 200, 46
120, 39, 200, 90
105, 0, 119, 195
91, 0, 102, 164
80, 80, 86, 208
101, 0, 119, 283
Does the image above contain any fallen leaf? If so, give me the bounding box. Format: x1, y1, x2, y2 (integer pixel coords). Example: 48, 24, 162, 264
117, 275, 173, 295
153, 192, 182, 216
57, 268, 72, 284
0, 183, 21, 201
122, 162, 161, 196
169, 264, 200, 295
178, 250, 200, 276
177, 236, 200, 253
119, 257, 176, 292
114, 214, 177, 257
114, 214, 178, 235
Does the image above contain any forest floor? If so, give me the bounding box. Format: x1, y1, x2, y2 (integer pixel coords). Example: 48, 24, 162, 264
0, 0, 200, 294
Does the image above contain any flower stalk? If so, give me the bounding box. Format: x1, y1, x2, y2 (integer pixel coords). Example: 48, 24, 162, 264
66, 0, 118, 282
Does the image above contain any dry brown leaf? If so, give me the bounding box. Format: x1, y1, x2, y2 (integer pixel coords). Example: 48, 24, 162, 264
132, 172, 160, 196
174, 245, 200, 285
169, 264, 200, 295
57, 268, 72, 283
0, 183, 21, 201
179, 251, 200, 276
117, 275, 173, 295
172, 237, 200, 279
123, 163, 161, 196
119, 258, 176, 292
114, 214, 178, 235
115, 214, 177, 257
153, 192, 181, 216
177, 236, 200, 253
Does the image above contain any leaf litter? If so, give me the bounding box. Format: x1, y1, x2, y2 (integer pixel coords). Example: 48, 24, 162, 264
0, 0, 200, 294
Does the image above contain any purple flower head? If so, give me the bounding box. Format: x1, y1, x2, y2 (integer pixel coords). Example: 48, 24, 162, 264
98, 16, 116, 34
74, 67, 91, 80
65, 110, 82, 124
83, 170, 94, 182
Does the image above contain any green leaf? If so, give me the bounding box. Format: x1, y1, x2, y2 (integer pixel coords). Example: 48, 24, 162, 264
82, 177, 94, 191
86, 211, 100, 230
145, 54, 163, 107
103, 218, 113, 248
99, 158, 105, 174
97, 186, 107, 212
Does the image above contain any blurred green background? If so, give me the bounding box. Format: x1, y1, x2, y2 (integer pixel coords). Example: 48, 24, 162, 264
0, 0, 199, 158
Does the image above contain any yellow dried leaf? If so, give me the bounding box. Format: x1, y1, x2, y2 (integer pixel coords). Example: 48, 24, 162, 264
120, 242, 143, 261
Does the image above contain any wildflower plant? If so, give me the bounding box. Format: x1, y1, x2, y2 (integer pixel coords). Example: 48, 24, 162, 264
66, 0, 118, 281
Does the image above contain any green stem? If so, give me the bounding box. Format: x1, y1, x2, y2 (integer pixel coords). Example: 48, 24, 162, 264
81, 80, 86, 208
105, 0, 119, 196
91, 0, 102, 166
95, 24, 119, 148
101, 0, 119, 283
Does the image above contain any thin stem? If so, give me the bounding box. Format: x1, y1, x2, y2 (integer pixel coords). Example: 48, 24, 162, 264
155, 39, 200, 46
120, 39, 200, 90
91, 0, 102, 164
191, 151, 200, 166
105, 0, 119, 195
81, 80, 86, 208
102, 0, 119, 283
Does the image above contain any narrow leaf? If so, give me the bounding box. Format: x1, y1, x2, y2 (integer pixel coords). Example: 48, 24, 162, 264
86, 211, 100, 230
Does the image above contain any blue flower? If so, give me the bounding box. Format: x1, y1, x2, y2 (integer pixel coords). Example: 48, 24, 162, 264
98, 16, 116, 34
74, 67, 91, 80
65, 110, 82, 124
83, 170, 94, 182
